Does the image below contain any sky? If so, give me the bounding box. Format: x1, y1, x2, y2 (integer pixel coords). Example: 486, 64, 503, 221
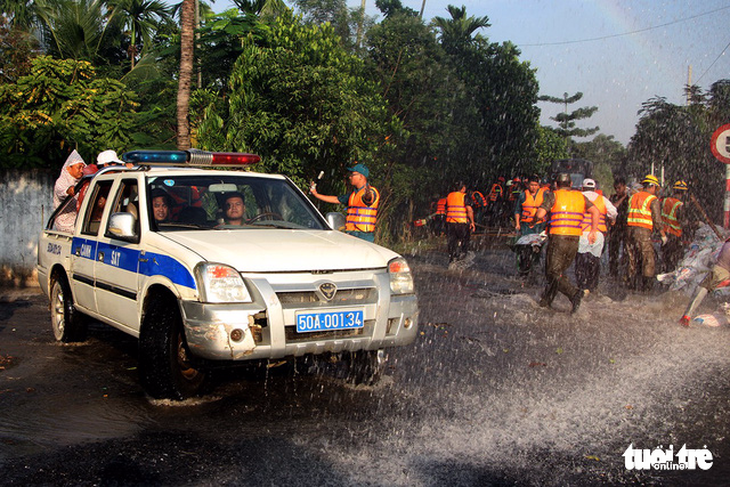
214, 0, 730, 146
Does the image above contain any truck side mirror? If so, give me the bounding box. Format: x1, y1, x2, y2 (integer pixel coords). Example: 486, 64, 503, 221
325, 212, 346, 231
107, 212, 138, 241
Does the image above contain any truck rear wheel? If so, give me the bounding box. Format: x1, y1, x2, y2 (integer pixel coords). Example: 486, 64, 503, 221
139, 296, 207, 400
50, 275, 87, 342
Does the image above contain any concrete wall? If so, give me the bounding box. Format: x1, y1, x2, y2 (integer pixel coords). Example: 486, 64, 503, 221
0, 169, 55, 287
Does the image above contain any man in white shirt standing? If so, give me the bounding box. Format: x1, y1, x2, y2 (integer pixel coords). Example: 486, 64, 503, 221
576, 178, 617, 295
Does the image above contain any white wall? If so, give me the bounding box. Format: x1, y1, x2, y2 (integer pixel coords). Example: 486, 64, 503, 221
0, 169, 54, 287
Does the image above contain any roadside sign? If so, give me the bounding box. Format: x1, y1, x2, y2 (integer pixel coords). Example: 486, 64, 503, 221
711, 124, 730, 164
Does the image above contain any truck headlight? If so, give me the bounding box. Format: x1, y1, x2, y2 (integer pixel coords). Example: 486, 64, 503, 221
389, 257, 414, 294
195, 263, 253, 303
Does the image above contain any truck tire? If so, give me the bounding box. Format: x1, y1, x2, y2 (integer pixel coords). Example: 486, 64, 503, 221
138, 296, 207, 400
346, 349, 387, 386
50, 274, 87, 342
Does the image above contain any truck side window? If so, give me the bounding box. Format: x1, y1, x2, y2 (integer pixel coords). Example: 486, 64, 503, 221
105, 179, 140, 240
80, 180, 114, 236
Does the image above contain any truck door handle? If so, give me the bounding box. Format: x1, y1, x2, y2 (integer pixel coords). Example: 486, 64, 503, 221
98, 252, 104, 262
75, 247, 81, 256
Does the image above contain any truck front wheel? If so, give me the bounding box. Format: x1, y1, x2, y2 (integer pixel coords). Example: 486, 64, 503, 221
139, 296, 207, 400
50, 275, 87, 342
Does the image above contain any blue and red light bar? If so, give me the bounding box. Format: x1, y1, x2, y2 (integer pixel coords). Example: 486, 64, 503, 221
121, 149, 261, 166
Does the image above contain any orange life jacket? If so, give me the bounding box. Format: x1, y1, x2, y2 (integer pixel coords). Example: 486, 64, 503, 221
446, 191, 468, 223
520, 187, 546, 224
436, 198, 447, 215
471, 191, 487, 208
488, 183, 503, 202
627, 191, 657, 230
346, 186, 379, 232
661, 197, 683, 237
549, 189, 586, 236
582, 194, 608, 233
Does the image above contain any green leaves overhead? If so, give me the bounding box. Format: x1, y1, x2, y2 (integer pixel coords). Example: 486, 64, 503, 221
196, 11, 395, 188
0, 56, 140, 167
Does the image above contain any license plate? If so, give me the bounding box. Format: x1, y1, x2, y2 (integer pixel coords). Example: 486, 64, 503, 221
296, 309, 364, 333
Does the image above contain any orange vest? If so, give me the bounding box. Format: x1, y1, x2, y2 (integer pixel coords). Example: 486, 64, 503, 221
488, 183, 503, 202
446, 191, 468, 223
472, 191, 487, 208
582, 194, 608, 233
436, 198, 447, 215
520, 187, 546, 224
661, 197, 683, 237
627, 191, 657, 230
346, 186, 379, 232
549, 189, 586, 236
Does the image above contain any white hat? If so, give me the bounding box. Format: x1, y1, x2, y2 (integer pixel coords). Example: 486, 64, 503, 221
582, 178, 596, 189
97, 149, 122, 166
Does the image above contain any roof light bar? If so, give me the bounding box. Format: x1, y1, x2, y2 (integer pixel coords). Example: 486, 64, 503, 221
121, 149, 261, 166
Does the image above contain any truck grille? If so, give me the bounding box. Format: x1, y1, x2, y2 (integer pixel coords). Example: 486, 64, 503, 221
276, 288, 377, 308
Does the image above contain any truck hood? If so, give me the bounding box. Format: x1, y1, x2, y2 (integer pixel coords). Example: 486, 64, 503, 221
161, 229, 398, 273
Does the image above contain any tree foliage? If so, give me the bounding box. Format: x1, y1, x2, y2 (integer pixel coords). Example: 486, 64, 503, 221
540, 91, 599, 140
0, 55, 140, 167
195, 10, 396, 190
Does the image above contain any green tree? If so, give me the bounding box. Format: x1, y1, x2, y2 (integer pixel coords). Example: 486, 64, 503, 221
195, 11, 395, 189
0, 55, 140, 167
539, 91, 599, 140
107, 0, 171, 69
0, 14, 39, 82
432, 4, 489, 53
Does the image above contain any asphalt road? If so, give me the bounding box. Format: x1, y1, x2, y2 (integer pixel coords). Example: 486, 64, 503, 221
1, 247, 729, 486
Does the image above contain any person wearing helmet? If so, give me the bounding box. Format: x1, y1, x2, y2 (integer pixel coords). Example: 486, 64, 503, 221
625, 174, 666, 291
575, 178, 617, 295
533, 173, 600, 314
659, 180, 690, 272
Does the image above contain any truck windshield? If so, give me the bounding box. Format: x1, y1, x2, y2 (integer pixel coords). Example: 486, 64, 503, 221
146, 174, 327, 231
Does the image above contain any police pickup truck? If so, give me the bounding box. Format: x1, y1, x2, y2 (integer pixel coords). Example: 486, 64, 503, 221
37, 150, 419, 399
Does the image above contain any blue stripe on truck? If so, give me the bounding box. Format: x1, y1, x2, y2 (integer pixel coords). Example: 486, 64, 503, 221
72, 237, 196, 290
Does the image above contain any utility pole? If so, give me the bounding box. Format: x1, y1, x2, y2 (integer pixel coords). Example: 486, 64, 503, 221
355, 0, 366, 49
419, 0, 427, 19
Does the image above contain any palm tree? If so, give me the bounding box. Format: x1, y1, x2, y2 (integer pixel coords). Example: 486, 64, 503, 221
176, 0, 194, 149
39, 0, 109, 61
107, 0, 170, 69
432, 4, 489, 52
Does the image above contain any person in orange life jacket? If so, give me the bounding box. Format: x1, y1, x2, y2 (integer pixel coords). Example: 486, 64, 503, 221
310, 162, 379, 243
534, 173, 600, 314
678, 236, 730, 327
430, 194, 448, 237
513, 174, 549, 277
660, 180, 689, 273
485, 177, 504, 227
625, 174, 666, 291
446, 182, 476, 263
574, 178, 617, 294
471, 190, 488, 227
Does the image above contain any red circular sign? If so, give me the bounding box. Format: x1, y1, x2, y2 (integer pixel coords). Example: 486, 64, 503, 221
711, 123, 730, 164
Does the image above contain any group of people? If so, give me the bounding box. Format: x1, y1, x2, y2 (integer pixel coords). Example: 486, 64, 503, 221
52, 149, 130, 232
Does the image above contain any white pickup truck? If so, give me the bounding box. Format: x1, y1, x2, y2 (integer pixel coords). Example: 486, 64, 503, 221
37, 150, 419, 399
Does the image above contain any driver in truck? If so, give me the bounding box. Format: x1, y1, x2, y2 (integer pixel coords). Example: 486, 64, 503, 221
223, 192, 247, 225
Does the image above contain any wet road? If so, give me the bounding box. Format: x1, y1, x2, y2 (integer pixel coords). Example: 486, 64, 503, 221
1, 247, 730, 486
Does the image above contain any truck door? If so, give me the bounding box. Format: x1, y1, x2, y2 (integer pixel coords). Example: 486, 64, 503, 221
71, 179, 115, 315
94, 178, 142, 330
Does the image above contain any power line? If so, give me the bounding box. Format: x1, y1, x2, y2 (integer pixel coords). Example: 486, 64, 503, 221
696, 39, 730, 84
520, 5, 730, 47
